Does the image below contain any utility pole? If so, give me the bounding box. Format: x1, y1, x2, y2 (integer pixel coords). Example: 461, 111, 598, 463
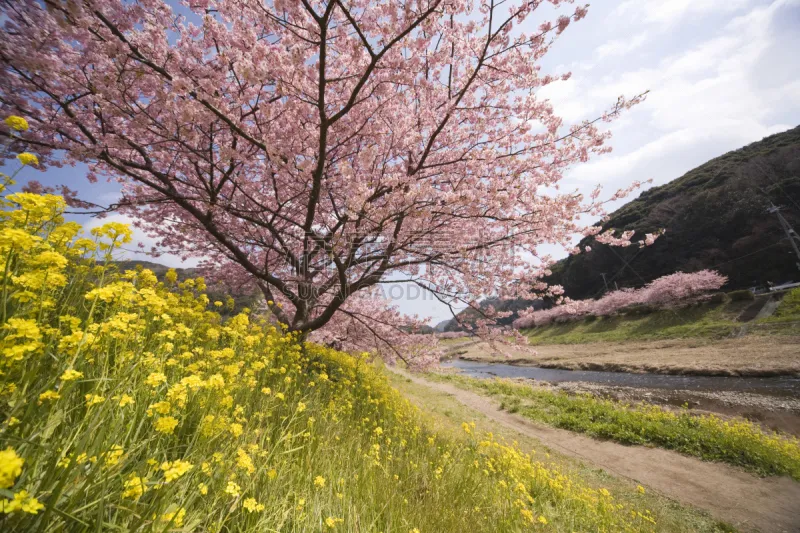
769, 203, 800, 271
600, 273, 609, 293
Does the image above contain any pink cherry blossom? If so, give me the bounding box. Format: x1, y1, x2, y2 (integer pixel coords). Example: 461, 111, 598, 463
514, 270, 727, 329
0, 0, 645, 365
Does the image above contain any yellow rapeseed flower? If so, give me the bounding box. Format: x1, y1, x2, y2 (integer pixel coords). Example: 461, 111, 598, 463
84, 394, 105, 407
1, 490, 44, 514
144, 372, 167, 387
224, 481, 241, 498
60, 369, 83, 381
4, 116, 28, 131
160, 460, 193, 483
242, 497, 264, 512
0, 447, 24, 489
38, 390, 61, 404
90, 221, 134, 244
147, 401, 171, 416
229, 422, 244, 437
118, 394, 135, 407
160, 507, 186, 527
122, 475, 149, 500
235, 448, 255, 474
154, 416, 179, 434
314, 475, 326, 488
104, 445, 124, 467
16, 153, 39, 166
325, 516, 343, 528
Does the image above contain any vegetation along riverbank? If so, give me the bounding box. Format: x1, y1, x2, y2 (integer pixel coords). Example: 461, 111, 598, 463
424, 373, 800, 480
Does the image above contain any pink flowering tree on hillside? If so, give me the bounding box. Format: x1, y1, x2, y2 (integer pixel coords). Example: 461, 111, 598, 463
0, 0, 645, 364
640, 270, 728, 307
513, 270, 728, 329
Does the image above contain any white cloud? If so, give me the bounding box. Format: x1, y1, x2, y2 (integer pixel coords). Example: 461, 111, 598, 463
595, 32, 649, 60
404, 0, 800, 322
554, 0, 799, 196
612, 0, 752, 26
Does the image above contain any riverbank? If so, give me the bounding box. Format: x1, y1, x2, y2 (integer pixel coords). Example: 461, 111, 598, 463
426, 371, 800, 479
520, 295, 800, 344
450, 336, 800, 377
388, 368, 800, 533
553, 380, 800, 436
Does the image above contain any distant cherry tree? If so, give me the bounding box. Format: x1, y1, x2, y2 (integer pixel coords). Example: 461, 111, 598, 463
514, 270, 728, 328
0, 0, 645, 364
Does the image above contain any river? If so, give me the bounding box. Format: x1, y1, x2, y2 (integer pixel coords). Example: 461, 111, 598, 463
442, 359, 800, 397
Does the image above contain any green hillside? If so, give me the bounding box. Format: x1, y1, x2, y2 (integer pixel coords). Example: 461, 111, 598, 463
549, 126, 800, 300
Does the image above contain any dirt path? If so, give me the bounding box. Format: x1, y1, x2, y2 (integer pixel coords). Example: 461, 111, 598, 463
393, 369, 800, 533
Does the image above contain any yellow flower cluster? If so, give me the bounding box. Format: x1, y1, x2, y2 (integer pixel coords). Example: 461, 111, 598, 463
4, 115, 29, 131
0, 447, 24, 488
0, 163, 663, 531
0, 447, 43, 515
16, 153, 39, 166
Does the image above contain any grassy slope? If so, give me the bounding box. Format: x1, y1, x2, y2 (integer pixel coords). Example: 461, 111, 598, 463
425, 374, 800, 480
1, 191, 682, 533
386, 370, 735, 533
522, 299, 799, 345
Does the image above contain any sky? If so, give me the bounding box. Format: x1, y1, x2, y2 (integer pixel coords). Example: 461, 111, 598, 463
6, 0, 800, 325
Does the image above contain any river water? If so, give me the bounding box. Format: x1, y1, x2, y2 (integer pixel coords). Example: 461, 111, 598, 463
441, 359, 800, 397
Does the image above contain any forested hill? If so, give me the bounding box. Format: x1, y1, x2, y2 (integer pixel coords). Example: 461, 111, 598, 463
548, 125, 800, 300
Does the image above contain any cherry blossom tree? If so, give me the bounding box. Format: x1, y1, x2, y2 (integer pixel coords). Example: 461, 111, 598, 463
514, 270, 727, 328
309, 288, 443, 367
0, 0, 645, 363
640, 270, 728, 307
589, 287, 640, 317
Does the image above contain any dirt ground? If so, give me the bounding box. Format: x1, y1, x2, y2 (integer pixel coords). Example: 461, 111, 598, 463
392, 368, 800, 533
453, 336, 800, 377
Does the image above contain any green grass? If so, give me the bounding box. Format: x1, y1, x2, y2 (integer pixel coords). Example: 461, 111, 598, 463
0, 186, 675, 532
426, 373, 800, 480
386, 370, 737, 533
760, 287, 800, 323
521, 299, 800, 344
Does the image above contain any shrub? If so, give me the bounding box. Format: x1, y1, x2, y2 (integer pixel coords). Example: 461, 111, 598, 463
621, 303, 658, 316
727, 289, 755, 301
708, 292, 729, 304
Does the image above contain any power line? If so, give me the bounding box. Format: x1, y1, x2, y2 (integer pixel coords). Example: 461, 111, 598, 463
598, 243, 783, 292
768, 203, 800, 271
590, 160, 737, 298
